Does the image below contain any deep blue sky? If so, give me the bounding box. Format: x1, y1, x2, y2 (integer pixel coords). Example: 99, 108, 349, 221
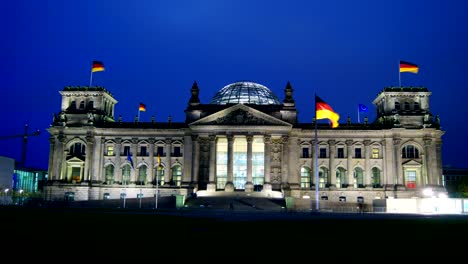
1, 0, 467, 170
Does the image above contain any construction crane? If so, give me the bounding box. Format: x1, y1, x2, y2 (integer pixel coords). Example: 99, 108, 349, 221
0, 123, 40, 167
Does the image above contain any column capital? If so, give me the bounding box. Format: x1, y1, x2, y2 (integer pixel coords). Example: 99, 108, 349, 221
246, 135, 254, 144
363, 140, 371, 146
328, 139, 336, 146
264, 135, 271, 144
148, 138, 155, 144
282, 135, 289, 144
393, 138, 401, 146
191, 134, 198, 141
345, 139, 353, 146
227, 134, 234, 143
165, 138, 172, 144
423, 137, 432, 146
209, 135, 216, 142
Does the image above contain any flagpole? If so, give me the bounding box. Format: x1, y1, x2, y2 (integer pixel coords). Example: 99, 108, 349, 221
314, 95, 319, 211
358, 105, 360, 123
137, 109, 140, 122
89, 71, 93, 87
398, 61, 401, 87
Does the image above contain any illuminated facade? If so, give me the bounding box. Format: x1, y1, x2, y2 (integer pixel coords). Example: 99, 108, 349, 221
45, 81, 445, 205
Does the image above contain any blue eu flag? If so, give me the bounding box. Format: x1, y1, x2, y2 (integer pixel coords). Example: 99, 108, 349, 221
358, 104, 368, 112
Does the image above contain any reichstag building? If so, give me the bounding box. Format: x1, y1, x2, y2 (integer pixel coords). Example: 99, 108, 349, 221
45, 81, 445, 206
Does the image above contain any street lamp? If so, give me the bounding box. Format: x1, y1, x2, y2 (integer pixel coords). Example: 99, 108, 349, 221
155, 166, 161, 210
19, 189, 24, 206
3, 188, 9, 205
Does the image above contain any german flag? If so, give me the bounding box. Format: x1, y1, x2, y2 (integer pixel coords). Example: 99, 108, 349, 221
316, 95, 339, 128
139, 103, 146, 112
400, 60, 419, 73
91, 61, 105, 72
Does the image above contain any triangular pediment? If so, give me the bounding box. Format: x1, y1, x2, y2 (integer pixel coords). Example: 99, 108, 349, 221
189, 104, 292, 127
402, 160, 422, 166
66, 156, 85, 163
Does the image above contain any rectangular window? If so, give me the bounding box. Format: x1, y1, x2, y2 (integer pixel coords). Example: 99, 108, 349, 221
372, 148, 379, 159
174, 146, 181, 157
406, 170, 417, 189
337, 148, 344, 158
157, 146, 164, 156
302, 147, 309, 158
140, 146, 147, 156
319, 148, 327, 158
106, 146, 114, 156
123, 146, 130, 156
355, 148, 362, 159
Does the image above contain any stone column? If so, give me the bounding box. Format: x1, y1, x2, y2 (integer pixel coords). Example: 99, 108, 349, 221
364, 140, 371, 187
393, 138, 402, 188
225, 134, 235, 192
381, 140, 387, 187
53, 134, 65, 181
164, 138, 172, 185
131, 138, 138, 184
346, 139, 353, 188
384, 138, 394, 188
84, 135, 94, 182
434, 140, 443, 186
262, 136, 272, 192
245, 135, 254, 192
92, 136, 103, 183
281, 136, 290, 190
182, 134, 192, 185
115, 138, 122, 184
148, 138, 155, 185
207, 135, 217, 192
48, 137, 56, 180
191, 135, 200, 187
328, 140, 336, 188
422, 137, 432, 186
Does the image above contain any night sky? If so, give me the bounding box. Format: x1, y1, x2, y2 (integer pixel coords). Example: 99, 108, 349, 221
1, 0, 467, 170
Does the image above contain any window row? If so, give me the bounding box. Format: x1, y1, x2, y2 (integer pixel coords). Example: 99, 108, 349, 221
300, 166, 382, 189
301, 144, 420, 159
105, 145, 183, 157
302, 147, 380, 159
104, 164, 182, 186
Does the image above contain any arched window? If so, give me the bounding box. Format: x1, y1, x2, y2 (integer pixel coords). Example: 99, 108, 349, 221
69, 142, 85, 156
122, 164, 131, 185
413, 102, 420, 110
172, 165, 182, 186
395, 101, 400, 111
105, 165, 114, 184
319, 167, 328, 188
138, 165, 147, 185
70, 101, 76, 110
404, 102, 410, 110
300, 167, 311, 188
402, 145, 419, 158
155, 165, 165, 185
336, 167, 346, 188
88, 101, 94, 110
79, 101, 85, 109
354, 167, 364, 188
372, 167, 381, 188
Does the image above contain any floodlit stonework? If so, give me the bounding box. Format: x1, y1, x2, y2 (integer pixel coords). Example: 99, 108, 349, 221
45, 81, 445, 207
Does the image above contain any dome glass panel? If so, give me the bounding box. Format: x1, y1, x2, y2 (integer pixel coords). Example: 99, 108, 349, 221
210, 81, 281, 105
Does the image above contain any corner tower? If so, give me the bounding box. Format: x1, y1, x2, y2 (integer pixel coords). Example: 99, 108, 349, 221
52, 86, 118, 126
372, 87, 439, 128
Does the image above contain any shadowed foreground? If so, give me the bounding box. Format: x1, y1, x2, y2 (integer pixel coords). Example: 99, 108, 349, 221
2, 205, 467, 260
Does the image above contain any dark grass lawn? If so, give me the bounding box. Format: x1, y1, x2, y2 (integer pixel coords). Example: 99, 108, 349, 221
2, 206, 468, 259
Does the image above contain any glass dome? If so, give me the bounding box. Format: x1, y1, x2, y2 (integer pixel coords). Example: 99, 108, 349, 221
210, 81, 281, 105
